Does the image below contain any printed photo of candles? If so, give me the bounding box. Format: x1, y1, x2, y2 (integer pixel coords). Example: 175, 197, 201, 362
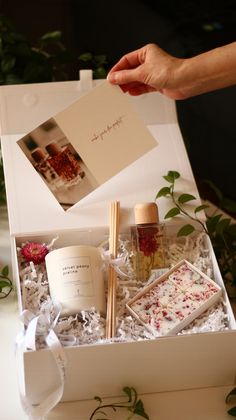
17, 118, 99, 210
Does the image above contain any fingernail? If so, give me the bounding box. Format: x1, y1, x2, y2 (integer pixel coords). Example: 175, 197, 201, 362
107, 72, 117, 83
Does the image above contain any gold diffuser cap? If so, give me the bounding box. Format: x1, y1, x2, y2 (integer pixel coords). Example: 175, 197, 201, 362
134, 202, 159, 225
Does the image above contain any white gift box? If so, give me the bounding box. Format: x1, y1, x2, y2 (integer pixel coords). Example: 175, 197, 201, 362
1, 76, 236, 406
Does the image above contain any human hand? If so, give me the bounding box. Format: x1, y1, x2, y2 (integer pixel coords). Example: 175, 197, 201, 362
108, 41, 236, 99
107, 43, 187, 100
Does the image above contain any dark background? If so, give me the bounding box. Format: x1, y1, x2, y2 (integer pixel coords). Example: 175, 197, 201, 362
1, 0, 236, 204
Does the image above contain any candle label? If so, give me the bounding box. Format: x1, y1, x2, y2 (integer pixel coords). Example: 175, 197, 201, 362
57, 256, 94, 299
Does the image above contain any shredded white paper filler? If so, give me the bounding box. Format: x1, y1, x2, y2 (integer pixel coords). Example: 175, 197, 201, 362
17, 232, 229, 349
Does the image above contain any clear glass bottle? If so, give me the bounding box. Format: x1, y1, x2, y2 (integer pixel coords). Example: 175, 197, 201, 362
31, 147, 59, 188
131, 202, 166, 282
45, 141, 82, 184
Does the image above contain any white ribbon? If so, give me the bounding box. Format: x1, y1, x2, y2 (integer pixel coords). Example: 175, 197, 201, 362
99, 248, 130, 278
15, 301, 69, 420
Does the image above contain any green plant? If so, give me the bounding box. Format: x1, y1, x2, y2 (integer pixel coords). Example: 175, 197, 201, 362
89, 386, 149, 420
199, 178, 236, 216
156, 170, 236, 291
0, 265, 12, 298
0, 15, 73, 84
226, 387, 236, 418
0, 15, 108, 85
0, 15, 109, 202
78, 52, 108, 79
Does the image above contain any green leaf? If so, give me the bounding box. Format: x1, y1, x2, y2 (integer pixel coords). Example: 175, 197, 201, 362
168, 170, 180, 180
93, 67, 107, 79
164, 207, 180, 219
226, 387, 236, 403
206, 214, 222, 234
177, 224, 195, 237
178, 193, 196, 204
215, 218, 231, 235
0, 280, 11, 289
4, 73, 23, 84
228, 406, 236, 416
194, 204, 209, 213
79, 52, 93, 62
94, 54, 107, 65
163, 175, 174, 183
94, 395, 102, 403
133, 400, 150, 419
123, 386, 132, 402
1, 265, 9, 276
155, 186, 171, 199
1, 55, 16, 73
163, 170, 180, 183
40, 31, 62, 43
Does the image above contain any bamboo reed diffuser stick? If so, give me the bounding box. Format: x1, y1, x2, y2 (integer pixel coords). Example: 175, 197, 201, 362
106, 201, 120, 339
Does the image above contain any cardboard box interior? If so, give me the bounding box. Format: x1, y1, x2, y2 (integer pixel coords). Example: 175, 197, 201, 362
12, 224, 236, 404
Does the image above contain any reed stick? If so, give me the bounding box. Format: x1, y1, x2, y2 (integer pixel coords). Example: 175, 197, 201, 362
106, 201, 120, 339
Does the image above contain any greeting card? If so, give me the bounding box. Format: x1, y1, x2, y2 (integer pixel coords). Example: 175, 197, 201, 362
17, 81, 157, 210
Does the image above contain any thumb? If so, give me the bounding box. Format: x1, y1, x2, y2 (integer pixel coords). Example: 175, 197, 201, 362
107, 68, 139, 85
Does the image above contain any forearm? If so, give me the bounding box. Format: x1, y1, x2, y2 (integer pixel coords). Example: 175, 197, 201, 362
176, 42, 236, 97
107, 42, 236, 99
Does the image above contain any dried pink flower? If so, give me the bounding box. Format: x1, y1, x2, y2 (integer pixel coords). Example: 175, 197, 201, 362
21, 242, 49, 264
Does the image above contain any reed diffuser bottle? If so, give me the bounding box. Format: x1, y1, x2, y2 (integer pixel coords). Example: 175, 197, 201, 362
131, 202, 166, 282
31, 147, 59, 187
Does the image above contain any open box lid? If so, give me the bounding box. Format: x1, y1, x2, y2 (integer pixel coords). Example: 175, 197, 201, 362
0, 75, 202, 236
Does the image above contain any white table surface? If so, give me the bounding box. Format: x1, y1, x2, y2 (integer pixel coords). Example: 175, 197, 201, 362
0, 205, 235, 420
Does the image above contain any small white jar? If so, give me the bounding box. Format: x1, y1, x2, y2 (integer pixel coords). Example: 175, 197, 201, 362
45, 245, 106, 316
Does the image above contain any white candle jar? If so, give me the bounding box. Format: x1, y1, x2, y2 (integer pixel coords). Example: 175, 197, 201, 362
45, 245, 106, 316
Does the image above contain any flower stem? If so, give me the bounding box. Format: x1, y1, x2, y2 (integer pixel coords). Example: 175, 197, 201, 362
89, 402, 133, 420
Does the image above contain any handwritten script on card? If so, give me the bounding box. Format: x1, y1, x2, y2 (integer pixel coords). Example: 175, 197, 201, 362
91, 116, 124, 143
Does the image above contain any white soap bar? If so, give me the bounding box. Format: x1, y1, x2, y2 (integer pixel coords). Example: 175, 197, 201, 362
126, 259, 222, 336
